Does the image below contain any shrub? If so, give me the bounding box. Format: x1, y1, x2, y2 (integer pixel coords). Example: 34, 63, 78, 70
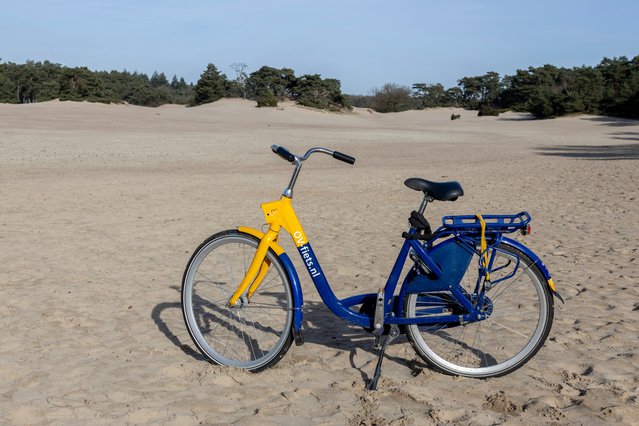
477, 104, 500, 116
370, 83, 412, 113
257, 91, 278, 107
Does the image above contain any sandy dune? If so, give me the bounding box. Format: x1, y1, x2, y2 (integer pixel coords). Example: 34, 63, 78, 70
1, 99, 638, 424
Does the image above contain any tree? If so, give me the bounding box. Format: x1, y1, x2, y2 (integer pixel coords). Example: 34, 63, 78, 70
572, 66, 603, 113
14, 60, 40, 103
246, 66, 297, 102
457, 76, 481, 109
458, 72, 500, 110
444, 87, 463, 106
192, 63, 226, 106
59, 67, 111, 102
230, 63, 248, 98
150, 71, 169, 88
291, 74, 348, 110
370, 83, 412, 113
597, 56, 639, 118
412, 83, 446, 108
170, 75, 179, 89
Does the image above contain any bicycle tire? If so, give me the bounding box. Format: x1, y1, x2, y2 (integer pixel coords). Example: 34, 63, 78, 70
182, 230, 294, 371
404, 243, 554, 378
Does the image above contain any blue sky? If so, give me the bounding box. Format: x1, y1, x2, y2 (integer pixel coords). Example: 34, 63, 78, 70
1, 0, 637, 94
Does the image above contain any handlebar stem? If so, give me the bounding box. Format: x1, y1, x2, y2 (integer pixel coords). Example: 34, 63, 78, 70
283, 157, 303, 198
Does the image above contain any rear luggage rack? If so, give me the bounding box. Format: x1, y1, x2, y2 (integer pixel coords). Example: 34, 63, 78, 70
441, 212, 531, 234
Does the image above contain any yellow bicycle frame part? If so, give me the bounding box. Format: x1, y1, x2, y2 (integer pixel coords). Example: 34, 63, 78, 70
228, 196, 307, 306
237, 227, 285, 255
476, 214, 491, 282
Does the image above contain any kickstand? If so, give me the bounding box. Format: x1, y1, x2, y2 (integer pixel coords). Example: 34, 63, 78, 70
367, 325, 400, 391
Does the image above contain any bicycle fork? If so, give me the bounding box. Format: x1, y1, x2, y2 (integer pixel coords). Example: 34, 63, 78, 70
227, 227, 279, 306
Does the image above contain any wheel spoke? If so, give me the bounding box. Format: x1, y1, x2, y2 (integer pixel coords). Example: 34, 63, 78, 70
487, 319, 530, 339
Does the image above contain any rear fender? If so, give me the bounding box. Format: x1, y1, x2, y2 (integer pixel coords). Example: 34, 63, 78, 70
500, 236, 563, 303
238, 227, 305, 333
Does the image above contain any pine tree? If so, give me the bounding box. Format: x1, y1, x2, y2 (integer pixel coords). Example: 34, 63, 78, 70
192, 64, 226, 106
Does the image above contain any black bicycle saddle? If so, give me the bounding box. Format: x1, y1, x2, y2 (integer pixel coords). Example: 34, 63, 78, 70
404, 178, 464, 201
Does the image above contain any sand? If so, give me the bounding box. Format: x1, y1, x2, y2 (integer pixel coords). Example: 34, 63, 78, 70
1, 99, 638, 424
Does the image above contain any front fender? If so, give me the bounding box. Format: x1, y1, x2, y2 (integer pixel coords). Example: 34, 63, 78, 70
500, 236, 563, 303
238, 227, 305, 334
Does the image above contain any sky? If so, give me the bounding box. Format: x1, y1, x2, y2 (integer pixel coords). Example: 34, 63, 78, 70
1, 0, 638, 94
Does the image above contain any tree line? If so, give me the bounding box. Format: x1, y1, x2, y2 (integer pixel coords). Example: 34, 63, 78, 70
352, 55, 638, 119
0, 60, 193, 107
1, 55, 637, 119
0, 60, 349, 111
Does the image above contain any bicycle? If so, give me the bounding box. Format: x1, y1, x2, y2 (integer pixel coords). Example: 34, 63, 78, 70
181, 145, 561, 390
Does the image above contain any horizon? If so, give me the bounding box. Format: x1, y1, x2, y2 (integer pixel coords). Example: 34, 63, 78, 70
2, 1, 638, 94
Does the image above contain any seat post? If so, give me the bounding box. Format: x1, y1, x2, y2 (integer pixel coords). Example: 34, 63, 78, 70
417, 194, 432, 215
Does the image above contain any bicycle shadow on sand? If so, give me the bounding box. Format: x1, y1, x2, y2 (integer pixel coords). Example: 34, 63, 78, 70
151, 286, 423, 381
151, 288, 207, 362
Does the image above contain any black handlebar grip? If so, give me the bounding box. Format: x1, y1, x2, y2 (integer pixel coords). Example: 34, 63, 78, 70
272, 145, 295, 162
332, 151, 356, 165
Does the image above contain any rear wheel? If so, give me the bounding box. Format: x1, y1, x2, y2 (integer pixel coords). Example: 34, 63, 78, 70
182, 230, 294, 371
404, 243, 553, 377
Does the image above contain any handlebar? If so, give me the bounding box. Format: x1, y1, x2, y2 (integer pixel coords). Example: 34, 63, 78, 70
332, 151, 356, 165
271, 145, 355, 197
271, 145, 356, 165
272, 145, 295, 162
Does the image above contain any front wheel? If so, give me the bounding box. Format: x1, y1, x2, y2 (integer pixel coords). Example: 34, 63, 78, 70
181, 230, 294, 371
404, 243, 554, 378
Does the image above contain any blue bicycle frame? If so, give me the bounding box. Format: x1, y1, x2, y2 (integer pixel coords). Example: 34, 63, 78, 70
272, 212, 558, 334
